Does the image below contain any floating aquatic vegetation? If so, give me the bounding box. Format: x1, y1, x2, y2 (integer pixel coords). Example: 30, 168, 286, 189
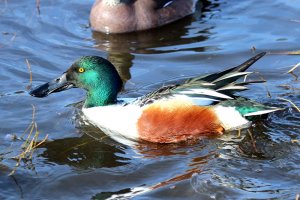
269, 50, 300, 55
287, 62, 300, 74
25, 59, 32, 90
245, 71, 271, 98
36, 0, 40, 15
8, 105, 48, 176
285, 50, 300, 55
285, 62, 300, 81
278, 97, 300, 113
0, 105, 48, 176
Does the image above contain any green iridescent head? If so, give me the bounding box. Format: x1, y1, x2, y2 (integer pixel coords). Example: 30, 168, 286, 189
30, 56, 123, 108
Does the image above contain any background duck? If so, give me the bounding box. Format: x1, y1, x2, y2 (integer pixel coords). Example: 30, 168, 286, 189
30, 52, 281, 144
90, 0, 198, 33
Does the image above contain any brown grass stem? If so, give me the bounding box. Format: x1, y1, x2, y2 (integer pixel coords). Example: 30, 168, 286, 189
8, 105, 48, 176
269, 50, 300, 55
36, 0, 40, 15
25, 59, 33, 90
278, 97, 300, 112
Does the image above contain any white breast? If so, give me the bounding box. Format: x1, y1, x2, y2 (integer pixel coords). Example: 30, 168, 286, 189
82, 103, 142, 144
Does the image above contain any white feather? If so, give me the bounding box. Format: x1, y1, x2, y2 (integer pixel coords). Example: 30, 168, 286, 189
213, 106, 250, 130
82, 104, 142, 145
190, 97, 220, 106
163, 0, 173, 7
217, 85, 247, 91
213, 72, 252, 83
178, 88, 233, 99
244, 108, 282, 117
103, 0, 121, 6
173, 94, 219, 106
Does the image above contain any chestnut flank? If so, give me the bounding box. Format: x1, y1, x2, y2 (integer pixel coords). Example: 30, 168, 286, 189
137, 100, 224, 143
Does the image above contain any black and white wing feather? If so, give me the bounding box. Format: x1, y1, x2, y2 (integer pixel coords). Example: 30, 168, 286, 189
133, 52, 266, 107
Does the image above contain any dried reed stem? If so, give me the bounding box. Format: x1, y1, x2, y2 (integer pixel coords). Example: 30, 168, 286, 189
269, 50, 300, 55
8, 105, 48, 176
287, 62, 300, 74
36, 0, 40, 15
253, 72, 271, 98
26, 59, 32, 90
277, 97, 300, 112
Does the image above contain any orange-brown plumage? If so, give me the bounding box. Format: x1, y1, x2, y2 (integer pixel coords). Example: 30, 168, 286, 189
137, 99, 224, 143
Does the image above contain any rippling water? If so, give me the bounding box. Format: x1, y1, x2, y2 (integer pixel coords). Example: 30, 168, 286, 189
1, 0, 300, 199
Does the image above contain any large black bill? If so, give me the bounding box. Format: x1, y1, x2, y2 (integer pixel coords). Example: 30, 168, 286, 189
29, 73, 74, 98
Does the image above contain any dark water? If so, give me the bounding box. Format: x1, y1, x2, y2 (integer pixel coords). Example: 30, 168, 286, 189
1, 0, 300, 199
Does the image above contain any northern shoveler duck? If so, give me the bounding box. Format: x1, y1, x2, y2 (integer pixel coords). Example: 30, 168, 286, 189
90, 0, 198, 33
30, 52, 281, 144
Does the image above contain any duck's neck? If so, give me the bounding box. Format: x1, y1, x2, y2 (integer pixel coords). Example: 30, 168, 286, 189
84, 88, 118, 108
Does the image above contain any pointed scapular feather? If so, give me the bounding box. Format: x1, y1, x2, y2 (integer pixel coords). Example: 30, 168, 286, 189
217, 85, 248, 92
219, 97, 282, 117
216, 80, 266, 95
135, 52, 267, 106
173, 95, 221, 106
194, 52, 266, 83
243, 108, 283, 117
235, 80, 266, 86
199, 82, 216, 86
210, 72, 253, 90
212, 72, 252, 83
177, 88, 233, 99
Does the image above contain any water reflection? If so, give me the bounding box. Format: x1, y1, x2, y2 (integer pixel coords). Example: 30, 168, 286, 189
87, 138, 218, 199
238, 125, 279, 159
34, 99, 300, 199
38, 108, 218, 198
91, 1, 218, 85
92, 16, 209, 54
40, 135, 129, 170
4, 0, 300, 199
92, 188, 132, 200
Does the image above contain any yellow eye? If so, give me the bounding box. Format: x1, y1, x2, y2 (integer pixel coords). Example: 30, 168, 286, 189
78, 67, 85, 73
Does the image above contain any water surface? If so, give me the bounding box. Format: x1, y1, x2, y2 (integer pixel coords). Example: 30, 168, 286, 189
0, 0, 300, 199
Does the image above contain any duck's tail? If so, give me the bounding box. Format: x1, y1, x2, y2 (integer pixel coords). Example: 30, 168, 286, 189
213, 97, 283, 131
195, 52, 266, 83
175, 52, 267, 101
